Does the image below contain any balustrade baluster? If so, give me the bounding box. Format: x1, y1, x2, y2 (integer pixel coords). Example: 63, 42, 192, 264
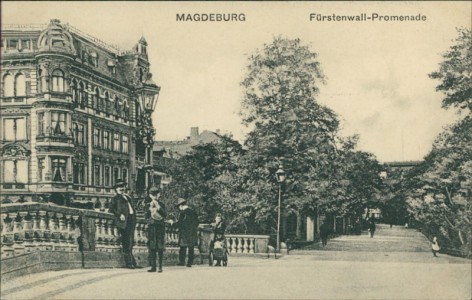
107, 219, 118, 252
64, 215, 73, 244
95, 218, 103, 251
237, 237, 243, 253
12, 213, 25, 256
31, 212, 41, 246
71, 215, 80, 251
23, 212, 35, 253
39, 211, 50, 251
231, 237, 238, 253
133, 223, 139, 247
1, 214, 14, 259
141, 223, 148, 246
49, 213, 61, 250
100, 218, 110, 252
56, 213, 67, 251
113, 226, 120, 249
249, 238, 255, 254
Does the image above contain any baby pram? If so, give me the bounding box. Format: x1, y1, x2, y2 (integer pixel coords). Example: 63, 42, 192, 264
209, 240, 228, 267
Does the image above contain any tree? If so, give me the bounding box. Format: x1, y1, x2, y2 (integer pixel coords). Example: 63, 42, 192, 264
239, 37, 377, 238
161, 135, 245, 223
429, 27, 472, 112
405, 28, 472, 256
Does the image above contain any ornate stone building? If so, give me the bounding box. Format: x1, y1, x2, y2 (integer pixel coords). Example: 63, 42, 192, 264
0, 19, 160, 208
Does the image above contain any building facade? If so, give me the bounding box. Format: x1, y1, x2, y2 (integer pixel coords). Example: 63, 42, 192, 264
1, 19, 160, 208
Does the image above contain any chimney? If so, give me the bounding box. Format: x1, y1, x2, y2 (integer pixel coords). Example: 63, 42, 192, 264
216, 129, 220, 134
190, 127, 199, 140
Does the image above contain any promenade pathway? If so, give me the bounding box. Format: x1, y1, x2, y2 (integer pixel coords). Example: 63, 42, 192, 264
1, 224, 470, 300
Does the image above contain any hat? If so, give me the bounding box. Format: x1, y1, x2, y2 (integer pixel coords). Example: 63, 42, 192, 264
149, 187, 161, 195
176, 198, 187, 207
113, 180, 127, 189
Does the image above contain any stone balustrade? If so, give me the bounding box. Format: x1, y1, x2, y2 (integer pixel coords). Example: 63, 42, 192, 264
225, 234, 270, 255
0, 203, 270, 280
0, 203, 214, 259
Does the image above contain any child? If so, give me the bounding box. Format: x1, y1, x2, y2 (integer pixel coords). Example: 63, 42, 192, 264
431, 237, 440, 257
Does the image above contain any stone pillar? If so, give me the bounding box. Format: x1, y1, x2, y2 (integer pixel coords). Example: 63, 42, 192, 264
306, 216, 314, 242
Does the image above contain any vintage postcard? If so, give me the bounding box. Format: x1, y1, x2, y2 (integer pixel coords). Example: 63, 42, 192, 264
1, 1, 471, 300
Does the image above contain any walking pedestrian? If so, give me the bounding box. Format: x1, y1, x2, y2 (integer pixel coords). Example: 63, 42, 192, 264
319, 221, 330, 247
145, 187, 167, 272
109, 180, 137, 269
368, 219, 376, 238
431, 237, 440, 257
174, 198, 199, 267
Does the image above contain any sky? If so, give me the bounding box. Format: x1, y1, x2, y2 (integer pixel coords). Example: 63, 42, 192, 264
3, 1, 470, 162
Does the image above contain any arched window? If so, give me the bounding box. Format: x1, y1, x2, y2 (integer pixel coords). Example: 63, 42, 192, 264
71, 79, 78, 103
51, 69, 64, 92
15, 73, 26, 97
114, 96, 120, 115
3, 74, 14, 97
94, 88, 100, 110
79, 82, 86, 108
105, 92, 110, 114
123, 100, 129, 118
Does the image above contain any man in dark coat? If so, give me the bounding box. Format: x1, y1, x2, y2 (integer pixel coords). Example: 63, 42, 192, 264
109, 180, 137, 269
174, 198, 199, 267
319, 221, 330, 247
368, 219, 376, 238
144, 187, 167, 273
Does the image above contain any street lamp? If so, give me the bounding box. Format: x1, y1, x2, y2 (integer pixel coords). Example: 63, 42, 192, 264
275, 166, 286, 253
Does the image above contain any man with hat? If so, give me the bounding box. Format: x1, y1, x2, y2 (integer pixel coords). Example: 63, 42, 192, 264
174, 198, 199, 267
144, 186, 167, 272
109, 179, 137, 269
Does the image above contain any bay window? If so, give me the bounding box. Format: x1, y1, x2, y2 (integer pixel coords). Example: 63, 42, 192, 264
51, 157, 67, 182
51, 111, 66, 135
51, 69, 64, 92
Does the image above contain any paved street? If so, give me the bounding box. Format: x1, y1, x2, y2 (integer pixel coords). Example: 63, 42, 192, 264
2, 225, 470, 300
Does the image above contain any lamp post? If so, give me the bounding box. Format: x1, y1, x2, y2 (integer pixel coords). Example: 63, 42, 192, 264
275, 166, 286, 253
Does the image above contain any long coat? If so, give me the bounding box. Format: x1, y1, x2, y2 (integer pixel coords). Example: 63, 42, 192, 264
144, 197, 167, 250
109, 194, 136, 230
176, 207, 199, 247
320, 223, 330, 238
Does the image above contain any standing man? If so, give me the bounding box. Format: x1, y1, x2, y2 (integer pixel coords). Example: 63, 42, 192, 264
109, 180, 137, 269
319, 221, 330, 247
368, 218, 376, 238
174, 198, 199, 267
145, 187, 167, 272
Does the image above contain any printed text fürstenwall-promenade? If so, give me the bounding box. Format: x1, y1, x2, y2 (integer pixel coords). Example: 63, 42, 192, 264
310, 13, 427, 22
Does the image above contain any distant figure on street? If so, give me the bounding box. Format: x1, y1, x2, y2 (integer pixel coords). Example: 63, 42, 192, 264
368, 219, 376, 238
109, 180, 137, 269
431, 237, 440, 257
174, 198, 199, 267
405, 222, 409, 229
144, 187, 167, 273
320, 221, 330, 247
